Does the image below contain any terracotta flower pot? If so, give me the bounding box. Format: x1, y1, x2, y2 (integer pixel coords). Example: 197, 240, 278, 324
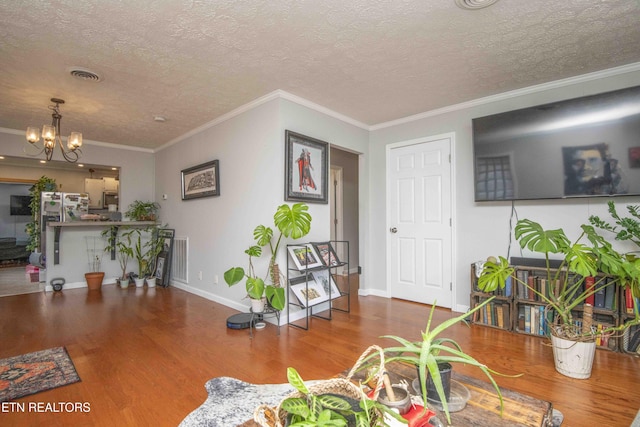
85, 272, 105, 291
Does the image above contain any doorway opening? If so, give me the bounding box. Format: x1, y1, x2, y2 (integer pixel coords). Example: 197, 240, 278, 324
329, 147, 360, 284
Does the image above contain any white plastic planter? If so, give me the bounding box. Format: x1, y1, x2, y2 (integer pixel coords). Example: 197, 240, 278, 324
250, 298, 266, 313
551, 335, 596, 379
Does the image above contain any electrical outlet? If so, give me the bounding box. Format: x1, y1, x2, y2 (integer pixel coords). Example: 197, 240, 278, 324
198, 271, 203, 280
213, 275, 219, 284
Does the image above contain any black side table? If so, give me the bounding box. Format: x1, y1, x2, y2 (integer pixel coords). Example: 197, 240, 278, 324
249, 306, 281, 338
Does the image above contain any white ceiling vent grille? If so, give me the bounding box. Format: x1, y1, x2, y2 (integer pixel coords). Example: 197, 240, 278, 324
68, 67, 102, 82
455, 0, 499, 9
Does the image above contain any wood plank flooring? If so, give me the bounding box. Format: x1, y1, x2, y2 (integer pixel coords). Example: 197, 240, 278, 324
0, 266, 43, 297
0, 280, 639, 426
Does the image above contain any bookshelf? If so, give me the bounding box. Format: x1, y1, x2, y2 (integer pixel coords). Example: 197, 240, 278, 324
470, 263, 620, 352
621, 285, 640, 354
512, 267, 619, 351
469, 263, 513, 331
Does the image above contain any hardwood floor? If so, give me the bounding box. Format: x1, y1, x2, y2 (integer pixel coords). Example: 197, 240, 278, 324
1, 281, 639, 426
0, 266, 43, 297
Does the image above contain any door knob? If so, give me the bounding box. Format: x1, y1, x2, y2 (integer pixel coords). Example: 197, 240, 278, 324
390, 227, 398, 233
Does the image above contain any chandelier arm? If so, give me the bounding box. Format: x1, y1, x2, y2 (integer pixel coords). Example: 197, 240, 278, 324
23, 143, 46, 157
59, 144, 81, 162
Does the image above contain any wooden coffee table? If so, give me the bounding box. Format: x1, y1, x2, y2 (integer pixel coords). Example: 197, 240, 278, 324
239, 361, 553, 427
363, 361, 553, 427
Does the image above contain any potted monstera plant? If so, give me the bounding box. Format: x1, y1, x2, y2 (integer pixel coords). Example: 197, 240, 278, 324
225, 203, 312, 312
478, 218, 640, 379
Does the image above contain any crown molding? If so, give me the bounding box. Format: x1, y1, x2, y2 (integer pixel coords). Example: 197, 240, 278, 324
157, 90, 370, 152
370, 62, 640, 131
276, 90, 370, 130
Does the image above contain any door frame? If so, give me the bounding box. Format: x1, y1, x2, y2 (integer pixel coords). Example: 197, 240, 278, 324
330, 166, 346, 275
385, 132, 457, 308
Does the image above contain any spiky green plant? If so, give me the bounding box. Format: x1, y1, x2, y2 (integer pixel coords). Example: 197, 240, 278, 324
381, 297, 519, 424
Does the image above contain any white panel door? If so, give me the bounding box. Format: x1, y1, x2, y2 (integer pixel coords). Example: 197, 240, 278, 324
387, 137, 452, 307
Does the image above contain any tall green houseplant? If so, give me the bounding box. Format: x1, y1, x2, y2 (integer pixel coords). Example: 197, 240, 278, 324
479, 219, 640, 343
225, 203, 312, 311
102, 226, 134, 281
26, 176, 57, 252
127, 226, 164, 279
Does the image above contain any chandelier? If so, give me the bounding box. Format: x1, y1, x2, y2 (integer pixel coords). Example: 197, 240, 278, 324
25, 98, 82, 163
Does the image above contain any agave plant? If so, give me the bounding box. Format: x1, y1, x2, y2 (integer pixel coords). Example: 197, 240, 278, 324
381, 297, 518, 424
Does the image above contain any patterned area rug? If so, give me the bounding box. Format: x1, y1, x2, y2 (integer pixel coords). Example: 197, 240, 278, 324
0, 347, 80, 402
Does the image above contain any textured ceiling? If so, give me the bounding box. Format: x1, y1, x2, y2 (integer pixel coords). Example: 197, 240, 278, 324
1, 0, 640, 150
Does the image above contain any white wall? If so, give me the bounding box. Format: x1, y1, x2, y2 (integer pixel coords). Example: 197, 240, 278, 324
368, 68, 640, 312
154, 94, 369, 314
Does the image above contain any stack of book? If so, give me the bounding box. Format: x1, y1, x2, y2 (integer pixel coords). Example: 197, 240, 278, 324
517, 305, 553, 336
473, 297, 511, 329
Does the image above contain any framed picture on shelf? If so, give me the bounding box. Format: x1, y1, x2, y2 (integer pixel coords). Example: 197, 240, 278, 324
181, 159, 220, 200
284, 130, 329, 204
288, 244, 323, 271
154, 255, 166, 281
313, 242, 340, 267
289, 275, 329, 307
154, 228, 175, 287
311, 270, 341, 299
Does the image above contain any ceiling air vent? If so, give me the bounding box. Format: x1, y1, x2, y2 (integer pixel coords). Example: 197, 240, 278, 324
454, 0, 499, 9
68, 67, 102, 82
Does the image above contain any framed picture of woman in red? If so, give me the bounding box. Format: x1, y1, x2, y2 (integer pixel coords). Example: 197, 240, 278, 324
285, 130, 328, 204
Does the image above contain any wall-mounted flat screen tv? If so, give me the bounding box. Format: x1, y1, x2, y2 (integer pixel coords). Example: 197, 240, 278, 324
472, 85, 640, 201
10, 195, 32, 216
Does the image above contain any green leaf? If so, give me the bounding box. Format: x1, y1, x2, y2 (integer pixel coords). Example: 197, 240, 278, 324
354, 412, 370, 427
281, 397, 311, 418
477, 256, 513, 293
563, 243, 598, 277
317, 394, 352, 411
253, 225, 273, 247
286, 367, 309, 394
265, 286, 285, 311
246, 277, 265, 299
309, 395, 322, 420
515, 219, 570, 254
274, 203, 312, 239
245, 245, 262, 258
223, 267, 244, 286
